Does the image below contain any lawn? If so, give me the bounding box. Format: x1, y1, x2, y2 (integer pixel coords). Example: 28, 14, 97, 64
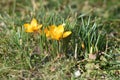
0, 0, 120, 80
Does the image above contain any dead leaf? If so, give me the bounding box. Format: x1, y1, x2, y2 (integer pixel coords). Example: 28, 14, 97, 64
81, 42, 85, 50
50, 66, 56, 72
89, 53, 96, 60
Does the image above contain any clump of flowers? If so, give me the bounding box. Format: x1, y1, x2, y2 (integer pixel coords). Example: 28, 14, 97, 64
24, 18, 42, 33
23, 19, 72, 40
44, 24, 72, 40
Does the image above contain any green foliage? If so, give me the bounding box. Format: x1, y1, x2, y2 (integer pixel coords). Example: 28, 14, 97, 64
0, 0, 120, 79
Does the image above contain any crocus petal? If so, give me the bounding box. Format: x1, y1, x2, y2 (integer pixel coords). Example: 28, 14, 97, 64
24, 24, 30, 28
49, 25, 57, 39
51, 32, 61, 40
33, 27, 39, 31
49, 25, 56, 32
38, 24, 42, 29
63, 31, 72, 38
57, 25, 64, 33
24, 24, 33, 32
44, 28, 50, 37
49, 25, 63, 40
31, 18, 37, 27
26, 26, 34, 32
54, 35, 61, 40
52, 25, 64, 40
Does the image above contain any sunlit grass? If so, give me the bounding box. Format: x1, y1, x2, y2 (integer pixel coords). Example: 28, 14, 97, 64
0, 0, 120, 79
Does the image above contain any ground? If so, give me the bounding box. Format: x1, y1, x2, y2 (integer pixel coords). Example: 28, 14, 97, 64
0, 0, 120, 80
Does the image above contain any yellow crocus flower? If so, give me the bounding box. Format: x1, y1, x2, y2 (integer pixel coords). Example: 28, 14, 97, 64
24, 18, 42, 33
44, 24, 72, 40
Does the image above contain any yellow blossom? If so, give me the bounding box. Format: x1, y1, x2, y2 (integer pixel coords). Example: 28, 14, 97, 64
24, 18, 42, 33
44, 24, 72, 40
44, 28, 50, 37
63, 31, 72, 38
